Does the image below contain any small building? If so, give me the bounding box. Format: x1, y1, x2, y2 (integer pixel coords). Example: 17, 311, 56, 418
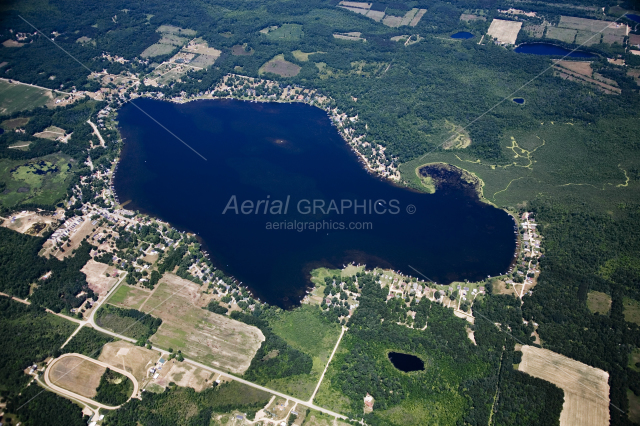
364, 393, 375, 412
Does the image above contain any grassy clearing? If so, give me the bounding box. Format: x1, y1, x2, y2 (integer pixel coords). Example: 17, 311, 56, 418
629, 348, 640, 372
313, 377, 352, 415
0, 154, 74, 209
586, 291, 611, 315
624, 297, 640, 325
0, 80, 52, 115
259, 54, 301, 77
107, 284, 150, 310
292, 50, 324, 62
628, 389, 640, 424
263, 24, 303, 41
1, 117, 30, 129
266, 305, 341, 398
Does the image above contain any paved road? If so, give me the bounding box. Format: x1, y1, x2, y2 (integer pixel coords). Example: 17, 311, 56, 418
310, 326, 346, 403
45, 353, 140, 410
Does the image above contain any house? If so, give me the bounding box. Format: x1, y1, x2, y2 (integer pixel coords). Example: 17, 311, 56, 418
364, 393, 375, 410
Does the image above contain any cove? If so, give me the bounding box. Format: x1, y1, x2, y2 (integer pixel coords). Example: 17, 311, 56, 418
514, 43, 597, 58
451, 31, 474, 39
626, 14, 640, 24
114, 99, 516, 307
388, 352, 424, 372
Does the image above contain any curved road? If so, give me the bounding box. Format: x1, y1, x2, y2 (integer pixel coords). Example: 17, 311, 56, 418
45, 353, 140, 410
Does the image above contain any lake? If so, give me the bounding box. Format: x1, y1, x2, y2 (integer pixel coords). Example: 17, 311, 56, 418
115, 99, 516, 307
514, 43, 597, 58
513, 98, 525, 105
626, 14, 640, 24
451, 31, 474, 39
388, 352, 425, 372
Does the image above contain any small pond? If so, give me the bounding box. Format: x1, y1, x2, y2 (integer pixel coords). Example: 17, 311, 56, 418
451, 31, 474, 39
514, 43, 597, 58
388, 352, 425, 372
512, 98, 525, 105
626, 14, 640, 24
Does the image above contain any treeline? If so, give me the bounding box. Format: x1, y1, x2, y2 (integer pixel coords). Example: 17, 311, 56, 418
60, 326, 112, 358
230, 311, 313, 383
95, 304, 162, 344
103, 381, 271, 426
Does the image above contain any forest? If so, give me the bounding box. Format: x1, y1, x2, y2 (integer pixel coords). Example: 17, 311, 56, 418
7, 383, 88, 426
95, 304, 162, 344
94, 368, 134, 406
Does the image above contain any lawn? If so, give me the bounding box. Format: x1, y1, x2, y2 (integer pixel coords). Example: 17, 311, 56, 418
0, 80, 52, 115
586, 291, 611, 315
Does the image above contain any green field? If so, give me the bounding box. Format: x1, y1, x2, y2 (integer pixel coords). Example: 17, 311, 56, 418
107, 284, 149, 310
265, 305, 342, 399
624, 297, 640, 325
0, 154, 74, 209
263, 24, 304, 41
0, 80, 52, 115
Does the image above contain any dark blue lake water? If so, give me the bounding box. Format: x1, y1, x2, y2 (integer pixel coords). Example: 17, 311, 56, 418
115, 99, 516, 307
388, 352, 425, 372
626, 14, 640, 23
514, 43, 597, 58
451, 31, 474, 39
513, 98, 525, 105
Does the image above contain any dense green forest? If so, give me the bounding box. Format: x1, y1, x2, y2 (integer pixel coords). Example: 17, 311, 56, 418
103, 381, 272, 425
7, 383, 88, 426
60, 326, 112, 358
94, 368, 134, 406
0, 297, 75, 397
0, 228, 97, 312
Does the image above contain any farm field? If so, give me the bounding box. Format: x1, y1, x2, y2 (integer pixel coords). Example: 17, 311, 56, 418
487, 19, 522, 44
518, 345, 609, 426
48, 354, 106, 398
144, 274, 264, 374
0, 80, 53, 115
98, 341, 160, 384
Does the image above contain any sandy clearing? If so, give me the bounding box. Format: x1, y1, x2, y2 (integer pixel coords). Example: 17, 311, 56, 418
487, 19, 522, 44
1, 211, 57, 235
81, 259, 119, 297
98, 341, 160, 384
518, 345, 609, 426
